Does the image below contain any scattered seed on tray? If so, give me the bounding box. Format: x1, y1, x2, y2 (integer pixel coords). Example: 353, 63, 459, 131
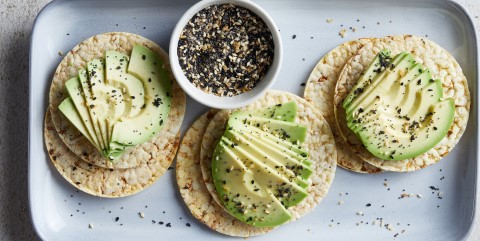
326, 18, 333, 23
292, 34, 297, 39
178, 4, 274, 97
300, 82, 306, 87
89, 223, 94, 229
186, 223, 191, 227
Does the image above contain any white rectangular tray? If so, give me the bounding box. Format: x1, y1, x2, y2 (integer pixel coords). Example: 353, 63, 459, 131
29, 0, 478, 240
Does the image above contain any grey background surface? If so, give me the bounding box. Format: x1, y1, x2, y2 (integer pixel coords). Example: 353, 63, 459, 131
0, 0, 479, 240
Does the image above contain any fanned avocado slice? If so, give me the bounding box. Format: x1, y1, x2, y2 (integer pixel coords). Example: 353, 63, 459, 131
345, 51, 455, 160
78, 68, 108, 154
58, 97, 97, 147
229, 113, 307, 143
62, 77, 103, 151
109, 46, 172, 149
59, 46, 172, 160
212, 142, 292, 227
345, 52, 413, 113
211, 102, 312, 227
343, 49, 393, 108
231, 128, 312, 178
234, 124, 311, 166
223, 129, 310, 188
241, 102, 298, 121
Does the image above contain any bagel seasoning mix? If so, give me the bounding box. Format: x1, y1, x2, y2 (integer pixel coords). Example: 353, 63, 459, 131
178, 4, 275, 97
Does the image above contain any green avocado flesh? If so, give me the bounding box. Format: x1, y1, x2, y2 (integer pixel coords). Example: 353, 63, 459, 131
211, 102, 312, 227
59, 45, 172, 160
228, 112, 307, 143
344, 51, 455, 160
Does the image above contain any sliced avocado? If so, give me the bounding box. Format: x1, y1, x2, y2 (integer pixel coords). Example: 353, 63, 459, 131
228, 113, 307, 143
409, 79, 443, 120
58, 97, 97, 147
212, 143, 292, 227
345, 52, 413, 113
357, 99, 454, 160
235, 124, 311, 166
63, 77, 102, 151
231, 128, 312, 179
109, 46, 171, 149
104, 51, 146, 156
345, 51, 455, 160
346, 55, 419, 121
396, 70, 432, 117
78, 68, 108, 154
104, 50, 145, 119
220, 137, 308, 207
242, 102, 298, 122
223, 129, 310, 188
343, 49, 392, 107
375, 63, 424, 117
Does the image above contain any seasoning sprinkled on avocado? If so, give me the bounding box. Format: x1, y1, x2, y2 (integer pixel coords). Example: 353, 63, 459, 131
343, 51, 455, 160
211, 102, 312, 227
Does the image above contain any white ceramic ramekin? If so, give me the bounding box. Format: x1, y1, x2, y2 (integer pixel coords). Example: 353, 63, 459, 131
169, 0, 283, 109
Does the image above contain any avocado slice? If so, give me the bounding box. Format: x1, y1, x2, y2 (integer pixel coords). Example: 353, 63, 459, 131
229, 113, 307, 143
58, 97, 97, 147
104, 50, 146, 155
241, 102, 298, 122
234, 124, 311, 166
109, 46, 171, 149
345, 52, 413, 113
356, 99, 454, 160
78, 68, 108, 154
220, 137, 308, 207
409, 79, 443, 120
104, 51, 145, 119
231, 128, 312, 178
346, 55, 419, 121
397, 70, 432, 117
62, 77, 103, 151
345, 51, 455, 160
212, 142, 292, 227
223, 129, 310, 188
343, 49, 393, 108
